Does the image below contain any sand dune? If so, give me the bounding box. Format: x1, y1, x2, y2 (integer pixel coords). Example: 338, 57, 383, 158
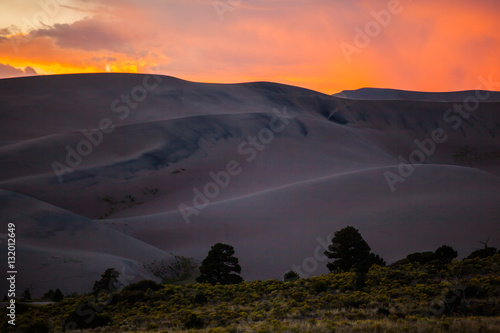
0, 189, 172, 296
1, 74, 499, 294
103, 164, 500, 280
334, 87, 500, 102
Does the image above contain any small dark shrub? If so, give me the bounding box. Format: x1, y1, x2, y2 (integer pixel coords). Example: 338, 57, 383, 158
343, 299, 366, 309
20, 319, 49, 333
284, 270, 300, 282
355, 272, 367, 290
193, 291, 208, 304
311, 280, 328, 293
64, 310, 111, 330
111, 290, 145, 305
407, 251, 436, 265
377, 307, 390, 316
52, 288, 64, 302
122, 280, 163, 293
468, 247, 498, 259
184, 313, 204, 329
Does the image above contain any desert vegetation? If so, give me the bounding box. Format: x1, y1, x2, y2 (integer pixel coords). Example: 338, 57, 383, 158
2, 229, 499, 333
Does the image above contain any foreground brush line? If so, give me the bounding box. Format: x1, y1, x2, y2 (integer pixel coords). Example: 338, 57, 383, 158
2, 254, 500, 332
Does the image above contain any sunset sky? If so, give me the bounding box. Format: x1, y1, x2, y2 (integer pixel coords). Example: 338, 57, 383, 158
0, 0, 499, 94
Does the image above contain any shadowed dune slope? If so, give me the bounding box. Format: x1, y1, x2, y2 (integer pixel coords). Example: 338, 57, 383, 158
1, 74, 499, 293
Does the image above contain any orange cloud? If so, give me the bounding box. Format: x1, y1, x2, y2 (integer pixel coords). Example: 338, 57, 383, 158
0, 0, 499, 93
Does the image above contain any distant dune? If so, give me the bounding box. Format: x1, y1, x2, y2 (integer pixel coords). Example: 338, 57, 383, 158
1, 74, 500, 295
334, 87, 500, 102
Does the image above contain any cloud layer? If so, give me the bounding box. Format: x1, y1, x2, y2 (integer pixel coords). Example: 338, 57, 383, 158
0, 63, 37, 78
0, 0, 499, 93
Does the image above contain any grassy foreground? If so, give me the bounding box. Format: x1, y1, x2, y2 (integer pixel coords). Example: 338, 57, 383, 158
2, 254, 500, 332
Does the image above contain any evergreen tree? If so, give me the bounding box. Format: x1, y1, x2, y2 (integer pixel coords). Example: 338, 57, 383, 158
52, 288, 64, 302
23, 288, 31, 301
325, 226, 371, 272
42, 289, 54, 301
196, 243, 243, 285
435, 245, 458, 264
357, 253, 386, 272
325, 226, 385, 273
93, 268, 120, 295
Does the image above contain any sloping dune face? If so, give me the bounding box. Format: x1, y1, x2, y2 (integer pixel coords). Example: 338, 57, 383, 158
0, 189, 171, 296
1, 74, 500, 292
334, 87, 500, 102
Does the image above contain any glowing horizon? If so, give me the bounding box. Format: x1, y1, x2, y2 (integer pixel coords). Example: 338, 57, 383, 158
0, 0, 499, 94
